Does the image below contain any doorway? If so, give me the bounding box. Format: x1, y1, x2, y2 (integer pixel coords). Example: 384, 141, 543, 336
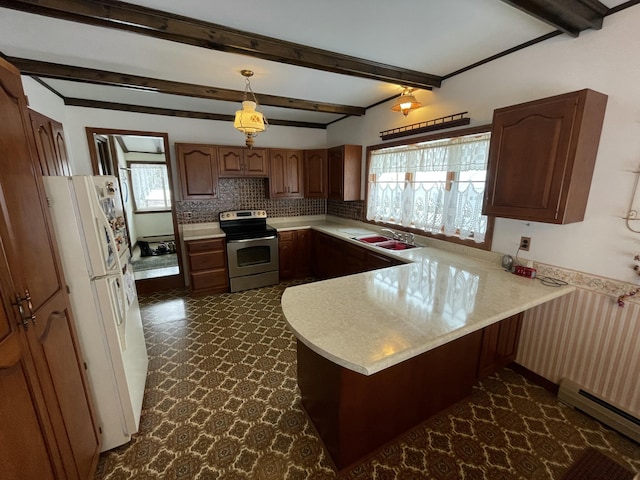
86, 128, 184, 293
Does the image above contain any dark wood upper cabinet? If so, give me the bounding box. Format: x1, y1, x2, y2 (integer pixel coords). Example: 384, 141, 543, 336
328, 145, 362, 201
29, 109, 72, 176
269, 149, 304, 198
176, 143, 219, 200
218, 146, 269, 178
304, 149, 328, 199
483, 89, 608, 224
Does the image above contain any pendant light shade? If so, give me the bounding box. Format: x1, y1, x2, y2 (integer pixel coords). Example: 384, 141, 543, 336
234, 70, 268, 148
391, 88, 422, 116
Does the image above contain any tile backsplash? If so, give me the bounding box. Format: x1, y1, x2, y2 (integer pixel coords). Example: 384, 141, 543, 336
327, 199, 365, 222
176, 178, 326, 223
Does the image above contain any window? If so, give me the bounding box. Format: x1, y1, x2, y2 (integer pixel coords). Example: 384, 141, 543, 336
129, 162, 172, 212
367, 131, 491, 244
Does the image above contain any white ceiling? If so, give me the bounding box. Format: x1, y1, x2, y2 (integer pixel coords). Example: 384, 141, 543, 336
0, 0, 631, 125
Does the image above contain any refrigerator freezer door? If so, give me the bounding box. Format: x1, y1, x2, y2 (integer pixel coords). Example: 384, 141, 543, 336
71, 175, 128, 277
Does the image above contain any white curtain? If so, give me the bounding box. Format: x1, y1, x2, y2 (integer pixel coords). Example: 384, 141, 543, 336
367, 133, 490, 243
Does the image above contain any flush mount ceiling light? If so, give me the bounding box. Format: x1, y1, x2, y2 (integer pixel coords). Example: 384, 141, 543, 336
391, 87, 422, 117
233, 70, 268, 148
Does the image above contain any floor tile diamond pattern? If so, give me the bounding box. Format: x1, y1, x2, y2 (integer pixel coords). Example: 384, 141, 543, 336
95, 281, 640, 479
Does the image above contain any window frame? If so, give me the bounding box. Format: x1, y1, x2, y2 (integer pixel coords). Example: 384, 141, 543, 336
127, 160, 173, 214
365, 124, 494, 251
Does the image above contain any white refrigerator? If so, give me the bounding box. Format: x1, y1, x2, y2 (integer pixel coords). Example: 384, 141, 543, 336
43, 175, 149, 452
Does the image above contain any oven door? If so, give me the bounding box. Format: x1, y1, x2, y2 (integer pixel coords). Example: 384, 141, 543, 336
226, 236, 279, 278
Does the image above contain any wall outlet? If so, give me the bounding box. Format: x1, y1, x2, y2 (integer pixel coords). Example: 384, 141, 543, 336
520, 236, 531, 251
184, 211, 192, 220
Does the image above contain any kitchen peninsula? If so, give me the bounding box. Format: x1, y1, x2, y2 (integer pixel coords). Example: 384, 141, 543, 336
182, 217, 576, 469
277, 221, 575, 470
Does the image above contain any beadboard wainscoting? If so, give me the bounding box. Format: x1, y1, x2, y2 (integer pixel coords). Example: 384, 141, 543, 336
516, 287, 640, 417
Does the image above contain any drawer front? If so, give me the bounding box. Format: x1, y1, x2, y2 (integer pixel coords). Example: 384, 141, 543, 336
191, 270, 228, 292
278, 230, 295, 241
189, 250, 226, 272
186, 238, 225, 253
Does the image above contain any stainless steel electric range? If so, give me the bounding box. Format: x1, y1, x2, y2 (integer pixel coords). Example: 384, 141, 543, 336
219, 210, 279, 292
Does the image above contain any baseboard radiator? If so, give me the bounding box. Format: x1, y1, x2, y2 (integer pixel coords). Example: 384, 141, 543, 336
137, 234, 175, 243
558, 378, 640, 443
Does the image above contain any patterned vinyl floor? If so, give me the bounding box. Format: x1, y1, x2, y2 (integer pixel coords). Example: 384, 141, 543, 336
95, 281, 640, 479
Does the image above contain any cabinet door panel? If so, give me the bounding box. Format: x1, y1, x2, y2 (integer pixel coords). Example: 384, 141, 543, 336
52, 121, 72, 176
244, 149, 268, 176
176, 144, 218, 199
28, 297, 100, 479
278, 237, 296, 280
0, 286, 59, 480
477, 313, 523, 379
286, 150, 304, 197
218, 147, 243, 176
269, 150, 288, 198
29, 109, 71, 177
488, 98, 574, 215
328, 148, 344, 200
327, 145, 362, 201
304, 149, 327, 198
296, 229, 312, 277
483, 89, 607, 224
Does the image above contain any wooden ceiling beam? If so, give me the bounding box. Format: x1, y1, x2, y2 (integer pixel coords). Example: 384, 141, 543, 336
501, 0, 609, 37
9, 57, 365, 116
0, 0, 441, 89
64, 98, 327, 129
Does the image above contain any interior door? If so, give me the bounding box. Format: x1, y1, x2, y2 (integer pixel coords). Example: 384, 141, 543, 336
0, 57, 100, 480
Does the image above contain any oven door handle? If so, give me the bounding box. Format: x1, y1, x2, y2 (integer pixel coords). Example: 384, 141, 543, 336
227, 235, 277, 243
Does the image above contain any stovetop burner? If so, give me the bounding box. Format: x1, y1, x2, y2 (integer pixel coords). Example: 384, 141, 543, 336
219, 210, 277, 241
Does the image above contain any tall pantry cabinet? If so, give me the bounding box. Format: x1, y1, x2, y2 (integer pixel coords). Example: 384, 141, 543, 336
0, 58, 100, 479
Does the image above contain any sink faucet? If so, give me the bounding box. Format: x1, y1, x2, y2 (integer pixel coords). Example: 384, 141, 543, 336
381, 228, 399, 240
405, 233, 415, 245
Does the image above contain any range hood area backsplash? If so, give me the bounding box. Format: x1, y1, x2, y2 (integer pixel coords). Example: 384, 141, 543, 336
175, 178, 364, 224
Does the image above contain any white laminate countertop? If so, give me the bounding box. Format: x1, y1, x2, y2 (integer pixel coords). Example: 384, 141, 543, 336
279, 221, 576, 376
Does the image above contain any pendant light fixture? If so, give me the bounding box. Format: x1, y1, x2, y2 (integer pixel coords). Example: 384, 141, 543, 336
233, 70, 268, 148
391, 87, 422, 117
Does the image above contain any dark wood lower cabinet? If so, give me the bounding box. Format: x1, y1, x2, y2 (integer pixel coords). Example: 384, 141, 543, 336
311, 230, 405, 279
297, 311, 525, 470
477, 312, 523, 379
278, 230, 311, 280
186, 239, 229, 294
298, 330, 484, 470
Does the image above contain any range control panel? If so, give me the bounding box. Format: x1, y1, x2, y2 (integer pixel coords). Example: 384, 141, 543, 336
219, 210, 267, 221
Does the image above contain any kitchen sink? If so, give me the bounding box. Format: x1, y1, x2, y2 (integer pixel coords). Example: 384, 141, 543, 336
375, 240, 417, 251
354, 235, 418, 250
356, 235, 391, 243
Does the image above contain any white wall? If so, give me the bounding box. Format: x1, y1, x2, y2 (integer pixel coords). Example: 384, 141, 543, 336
328, 7, 640, 284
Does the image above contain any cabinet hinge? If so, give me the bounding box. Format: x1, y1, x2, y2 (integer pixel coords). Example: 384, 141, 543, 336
84, 362, 88, 370
99, 426, 103, 434
66, 285, 70, 294
46, 196, 51, 207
